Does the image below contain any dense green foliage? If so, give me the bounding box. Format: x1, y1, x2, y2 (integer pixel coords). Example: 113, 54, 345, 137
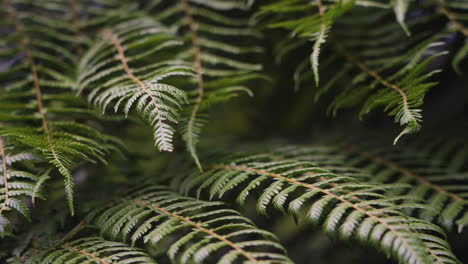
1, 0, 468, 263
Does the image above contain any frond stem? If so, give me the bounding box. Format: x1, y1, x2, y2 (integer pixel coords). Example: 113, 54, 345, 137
62, 245, 111, 264
5, 0, 49, 132
0, 136, 9, 216
433, 0, 468, 37
334, 41, 415, 123
134, 199, 259, 263
182, 0, 205, 157
103, 31, 169, 150
70, 0, 82, 55
6, 0, 77, 213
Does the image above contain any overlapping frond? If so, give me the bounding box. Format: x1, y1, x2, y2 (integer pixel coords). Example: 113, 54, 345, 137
179, 150, 460, 264
18, 236, 157, 264
81, 18, 193, 152
311, 8, 445, 142
86, 185, 292, 264
0, 0, 119, 214
338, 140, 468, 232
261, 140, 468, 233
145, 0, 263, 168
256, 0, 356, 85
405, 136, 468, 172
0, 136, 48, 236
260, 1, 449, 143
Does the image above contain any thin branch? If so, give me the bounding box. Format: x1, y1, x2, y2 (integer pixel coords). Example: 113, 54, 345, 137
19, 221, 86, 261
182, 0, 205, 164
315, 0, 325, 16
334, 41, 415, 122
5, 0, 48, 132
70, 0, 82, 55
0, 135, 9, 215
60, 221, 85, 242
134, 200, 259, 263
433, 0, 468, 37
62, 245, 111, 264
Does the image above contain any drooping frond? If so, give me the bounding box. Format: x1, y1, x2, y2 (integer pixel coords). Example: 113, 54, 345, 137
0, 0, 120, 214
179, 150, 460, 264
18, 236, 158, 264
0, 136, 48, 236
298, 8, 447, 143
144, 0, 263, 168
81, 18, 193, 152
256, 0, 356, 85
86, 185, 292, 264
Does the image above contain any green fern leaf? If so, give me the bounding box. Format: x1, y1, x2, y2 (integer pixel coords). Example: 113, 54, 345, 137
86, 185, 293, 264
179, 150, 460, 264
81, 18, 193, 152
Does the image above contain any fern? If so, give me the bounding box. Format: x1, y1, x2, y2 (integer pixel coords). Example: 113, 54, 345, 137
256, 0, 356, 85
86, 185, 292, 264
263, 3, 449, 143
17, 236, 157, 264
179, 150, 460, 264
0, 136, 48, 236
1, 1, 468, 263
432, 0, 468, 72
258, 140, 468, 233
405, 136, 468, 172
0, 0, 119, 214
338, 140, 468, 232
80, 18, 193, 152
144, 0, 263, 169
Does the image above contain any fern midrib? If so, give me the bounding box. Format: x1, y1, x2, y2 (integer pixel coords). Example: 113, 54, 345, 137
433, 0, 468, 37
334, 41, 416, 123
70, 0, 82, 56
62, 245, 111, 264
313, 0, 327, 86
182, 0, 205, 157
0, 135, 9, 216
340, 141, 467, 203
5, 0, 49, 132
214, 164, 425, 262
104, 31, 171, 151
134, 199, 259, 263
6, 0, 76, 214
19, 221, 85, 262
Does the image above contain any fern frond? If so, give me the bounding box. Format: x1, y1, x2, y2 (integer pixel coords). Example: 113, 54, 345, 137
82, 18, 193, 152
336, 140, 468, 233
145, 0, 263, 168
20, 236, 157, 264
289, 7, 448, 142
0, 0, 120, 215
179, 151, 460, 264
257, 0, 356, 85
406, 136, 468, 172
0, 135, 48, 236
262, 140, 468, 233
86, 185, 292, 264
